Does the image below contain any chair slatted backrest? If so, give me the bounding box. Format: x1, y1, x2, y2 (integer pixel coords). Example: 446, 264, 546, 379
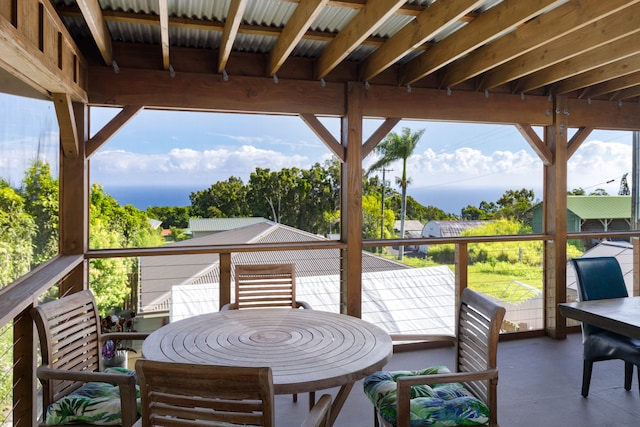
455, 288, 505, 424
31, 290, 102, 406
136, 359, 275, 427
235, 264, 297, 309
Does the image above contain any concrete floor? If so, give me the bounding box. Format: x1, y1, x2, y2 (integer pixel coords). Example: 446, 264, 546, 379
275, 333, 640, 427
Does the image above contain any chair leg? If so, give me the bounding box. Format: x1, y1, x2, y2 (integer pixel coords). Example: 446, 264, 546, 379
373, 407, 379, 427
293, 393, 297, 402
308, 391, 316, 411
582, 360, 593, 397
637, 365, 640, 394
625, 362, 633, 391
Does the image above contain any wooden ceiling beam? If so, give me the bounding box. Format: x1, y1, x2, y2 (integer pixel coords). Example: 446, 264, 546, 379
219, 0, 248, 73
442, 0, 640, 89
519, 32, 640, 93
555, 54, 640, 95
613, 84, 640, 101
268, 0, 328, 77
481, 4, 640, 90
359, 0, 483, 83
76, 0, 113, 65
583, 71, 640, 99
400, 0, 565, 86
314, 0, 405, 80
158, 0, 170, 70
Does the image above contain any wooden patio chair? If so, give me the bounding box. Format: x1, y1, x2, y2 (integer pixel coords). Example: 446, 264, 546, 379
364, 288, 506, 427
31, 290, 149, 427
222, 263, 312, 404
222, 263, 311, 310
570, 256, 640, 397
134, 359, 332, 427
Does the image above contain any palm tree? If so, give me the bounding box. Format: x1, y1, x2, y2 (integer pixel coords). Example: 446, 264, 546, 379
367, 127, 425, 260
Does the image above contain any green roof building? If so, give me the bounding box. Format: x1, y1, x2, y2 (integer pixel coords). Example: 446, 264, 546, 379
532, 196, 631, 234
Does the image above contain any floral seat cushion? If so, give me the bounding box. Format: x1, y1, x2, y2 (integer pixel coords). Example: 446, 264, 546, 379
363, 365, 490, 427
45, 367, 141, 426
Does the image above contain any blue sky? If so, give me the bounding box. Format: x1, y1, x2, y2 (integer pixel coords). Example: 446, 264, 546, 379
0, 93, 633, 211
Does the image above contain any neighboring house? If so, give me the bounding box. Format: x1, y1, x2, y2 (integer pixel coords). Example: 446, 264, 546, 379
394, 220, 424, 251
137, 221, 463, 335
419, 220, 490, 253
188, 217, 268, 238
532, 195, 631, 234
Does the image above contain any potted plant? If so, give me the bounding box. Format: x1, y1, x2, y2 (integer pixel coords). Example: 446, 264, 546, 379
100, 309, 138, 369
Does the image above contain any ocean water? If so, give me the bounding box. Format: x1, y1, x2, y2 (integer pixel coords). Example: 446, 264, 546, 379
104, 185, 539, 215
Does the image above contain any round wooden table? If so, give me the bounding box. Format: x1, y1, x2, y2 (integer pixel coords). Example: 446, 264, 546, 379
142, 308, 392, 425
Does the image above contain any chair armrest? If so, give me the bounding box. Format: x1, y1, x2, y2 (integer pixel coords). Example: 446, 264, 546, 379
301, 393, 332, 427
220, 303, 237, 311
296, 300, 313, 310
395, 369, 498, 427
36, 366, 138, 427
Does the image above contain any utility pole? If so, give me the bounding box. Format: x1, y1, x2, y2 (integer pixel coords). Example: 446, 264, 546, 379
380, 168, 393, 239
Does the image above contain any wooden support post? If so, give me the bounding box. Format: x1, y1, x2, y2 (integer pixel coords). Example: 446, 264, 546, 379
13, 306, 37, 426
543, 96, 568, 339
340, 82, 364, 317
454, 242, 468, 307
59, 101, 89, 296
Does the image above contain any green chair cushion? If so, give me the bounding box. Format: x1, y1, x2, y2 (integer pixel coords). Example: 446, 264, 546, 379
363, 366, 489, 426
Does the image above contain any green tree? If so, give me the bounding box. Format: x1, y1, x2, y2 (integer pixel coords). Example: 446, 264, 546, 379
496, 188, 535, 223
21, 160, 58, 266
0, 181, 36, 287
568, 188, 586, 195
367, 127, 425, 260
362, 193, 395, 240
147, 206, 191, 229
190, 177, 249, 218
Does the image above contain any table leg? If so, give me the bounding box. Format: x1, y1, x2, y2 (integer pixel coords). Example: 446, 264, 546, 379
328, 383, 354, 426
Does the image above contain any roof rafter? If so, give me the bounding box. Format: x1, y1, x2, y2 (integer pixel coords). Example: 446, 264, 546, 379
400, 0, 565, 86
359, 0, 483, 82
518, 32, 640, 93
269, 0, 328, 77
555, 54, 640, 95
442, 0, 640, 89
158, 0, 170, 70
582, 71, 640, 100
314, 0, 405, 80
480, 3, 640, 90
76, 0, 112, 65
219, 0, 248, 73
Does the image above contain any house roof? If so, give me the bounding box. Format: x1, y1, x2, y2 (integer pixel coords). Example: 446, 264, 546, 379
189, 217, 268, 232
566, 196, 630, 220
423, 220, 491, 238
139, 221, 410, 313
394, 220, 424, 232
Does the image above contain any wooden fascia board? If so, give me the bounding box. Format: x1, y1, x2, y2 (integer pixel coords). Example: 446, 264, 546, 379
86, 105, 144, 158
299, 113, 345, 161
0, 11, 87, 102
515, 123, 552, 166
362, 118, 400, 159
77, 0, 113, 65
53, 93, 80, 158
314, 0, 405, 80
566, 98, 640, 130
88, 66, 346, 116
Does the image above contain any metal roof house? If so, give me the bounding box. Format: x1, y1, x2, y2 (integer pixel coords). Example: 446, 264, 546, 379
532, 196, 631, 234
419, 220, 490, 253
189, 217, 268, 238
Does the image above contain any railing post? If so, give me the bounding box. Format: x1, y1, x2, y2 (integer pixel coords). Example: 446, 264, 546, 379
633, 237, 640, 297
454, 242, 468, 307
219, 253, 231, 310
13, 306, 37, 427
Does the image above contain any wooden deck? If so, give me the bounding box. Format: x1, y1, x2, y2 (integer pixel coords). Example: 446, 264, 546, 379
275, 332, 640, 426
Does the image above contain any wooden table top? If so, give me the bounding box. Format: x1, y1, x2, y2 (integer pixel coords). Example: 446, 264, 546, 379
142, 308, 393, 395
559, 297, 640, 340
